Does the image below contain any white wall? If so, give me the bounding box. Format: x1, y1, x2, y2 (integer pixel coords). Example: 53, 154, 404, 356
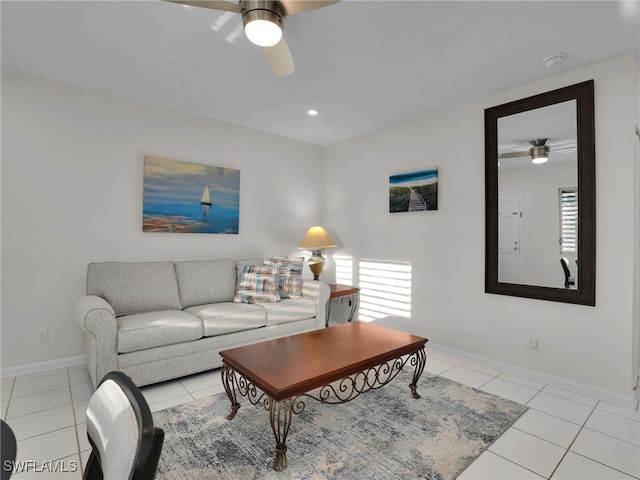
1, 71, 324, 369
323, 54, 638, 397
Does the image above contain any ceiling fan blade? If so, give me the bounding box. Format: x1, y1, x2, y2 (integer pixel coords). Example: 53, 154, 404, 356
548, 139, 577, 149
500, 151, 530, 159
278, 0, 339, 15
553, 146, 577, 154
264, 38, 295, 77
164, 0, 241, 13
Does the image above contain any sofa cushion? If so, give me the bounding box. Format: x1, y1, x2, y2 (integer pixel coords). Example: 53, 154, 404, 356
87, 262, 182, 316
116, 310, 202, 353
175, 259, 237, 308
259, 298, 318, 326
185, 302, 267, 336
233, 264, 280, 304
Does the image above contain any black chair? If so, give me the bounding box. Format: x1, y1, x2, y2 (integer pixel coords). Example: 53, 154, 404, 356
84, 371, 164, 480
1, 420, 16, 480
560, 257, 575, 289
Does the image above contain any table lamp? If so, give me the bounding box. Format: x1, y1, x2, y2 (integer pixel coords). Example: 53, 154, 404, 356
298, 226, 337, 280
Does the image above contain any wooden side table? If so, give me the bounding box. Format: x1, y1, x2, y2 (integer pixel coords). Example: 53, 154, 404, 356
326, 284, 360, 327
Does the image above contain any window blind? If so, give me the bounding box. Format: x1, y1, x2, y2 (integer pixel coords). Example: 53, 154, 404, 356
560, 187, 578, 254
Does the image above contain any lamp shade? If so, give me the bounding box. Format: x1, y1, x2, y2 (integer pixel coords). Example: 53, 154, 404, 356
298, 226, 337, 250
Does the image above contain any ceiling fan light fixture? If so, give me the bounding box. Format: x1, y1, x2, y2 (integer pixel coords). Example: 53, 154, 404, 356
530, 144, 550, 164
243, 8, 284, 47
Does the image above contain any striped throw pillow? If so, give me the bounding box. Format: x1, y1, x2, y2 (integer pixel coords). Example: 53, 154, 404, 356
233, 264, 280, 303
264, 257, 304, 299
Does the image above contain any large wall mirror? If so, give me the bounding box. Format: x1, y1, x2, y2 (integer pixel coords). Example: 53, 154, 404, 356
485, 80, 595, 305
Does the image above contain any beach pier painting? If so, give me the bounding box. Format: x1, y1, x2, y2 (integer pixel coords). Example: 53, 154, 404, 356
389, 167, 438, 213
143, 156, 240, 234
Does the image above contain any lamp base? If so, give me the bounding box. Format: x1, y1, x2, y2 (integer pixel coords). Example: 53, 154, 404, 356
308, 250, 325, 281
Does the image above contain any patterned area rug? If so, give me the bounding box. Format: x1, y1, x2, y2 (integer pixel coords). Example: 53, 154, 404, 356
154, 372, 527, 480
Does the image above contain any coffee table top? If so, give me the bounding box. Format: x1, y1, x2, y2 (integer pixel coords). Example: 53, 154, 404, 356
219, 322, 427, 401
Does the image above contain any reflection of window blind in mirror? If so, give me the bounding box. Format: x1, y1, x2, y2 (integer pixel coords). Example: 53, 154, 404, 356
559, 188, 577, 254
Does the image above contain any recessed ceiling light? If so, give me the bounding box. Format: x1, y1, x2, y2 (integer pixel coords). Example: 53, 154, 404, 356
307, 109, 318, 116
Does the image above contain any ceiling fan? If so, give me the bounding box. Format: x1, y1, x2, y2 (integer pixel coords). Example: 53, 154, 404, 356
165, 0, 339, 77
499, 138, 577, 164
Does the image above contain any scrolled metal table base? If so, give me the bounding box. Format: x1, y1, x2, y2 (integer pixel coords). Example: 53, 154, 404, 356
326, 293, 360, 326
221, 348, 426, 471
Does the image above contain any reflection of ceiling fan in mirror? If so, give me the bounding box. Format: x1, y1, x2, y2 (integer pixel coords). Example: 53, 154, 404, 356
499, 138, 577, 165
165, 0, 339, 77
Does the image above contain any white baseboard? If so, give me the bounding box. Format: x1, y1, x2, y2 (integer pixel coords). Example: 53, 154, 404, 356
428, 342, 638, 410
1, 355, 86, 380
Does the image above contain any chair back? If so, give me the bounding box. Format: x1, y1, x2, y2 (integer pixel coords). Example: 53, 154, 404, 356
1, 420, 16, 479
84, 371, 164, 480
560, 257, 575, 289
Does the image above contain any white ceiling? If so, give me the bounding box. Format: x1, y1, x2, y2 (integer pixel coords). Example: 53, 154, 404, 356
2, 0, 638, 146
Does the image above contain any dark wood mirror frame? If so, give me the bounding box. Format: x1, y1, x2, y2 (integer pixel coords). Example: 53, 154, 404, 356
485, 80, 595, 306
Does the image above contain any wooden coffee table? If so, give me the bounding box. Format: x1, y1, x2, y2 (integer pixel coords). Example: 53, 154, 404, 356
219, 321, 428, 471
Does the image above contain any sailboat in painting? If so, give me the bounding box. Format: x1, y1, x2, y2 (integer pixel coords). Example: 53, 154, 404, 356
143, 156, 240, 234
200, 186, 212, 216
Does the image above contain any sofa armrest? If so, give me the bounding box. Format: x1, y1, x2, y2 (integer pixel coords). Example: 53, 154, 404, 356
74, 295, 118, 388
301, 280, 331, 329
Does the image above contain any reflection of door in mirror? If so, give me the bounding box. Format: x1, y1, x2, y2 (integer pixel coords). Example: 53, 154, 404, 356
498, 192, 521, 283
497, 100, 577, 289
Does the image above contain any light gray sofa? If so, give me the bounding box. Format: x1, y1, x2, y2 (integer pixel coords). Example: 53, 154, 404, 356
74, 259, 330, 388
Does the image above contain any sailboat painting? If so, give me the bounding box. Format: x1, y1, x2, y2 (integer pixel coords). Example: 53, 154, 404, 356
143, 156, 240, 234
200, 186, 212, 217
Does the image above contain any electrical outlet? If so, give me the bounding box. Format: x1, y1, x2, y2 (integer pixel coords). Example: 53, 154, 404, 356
528, 338, 538, 349
38, 328, 49, 344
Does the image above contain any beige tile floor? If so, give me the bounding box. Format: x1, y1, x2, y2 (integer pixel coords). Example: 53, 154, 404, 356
1, 349, 639, 479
